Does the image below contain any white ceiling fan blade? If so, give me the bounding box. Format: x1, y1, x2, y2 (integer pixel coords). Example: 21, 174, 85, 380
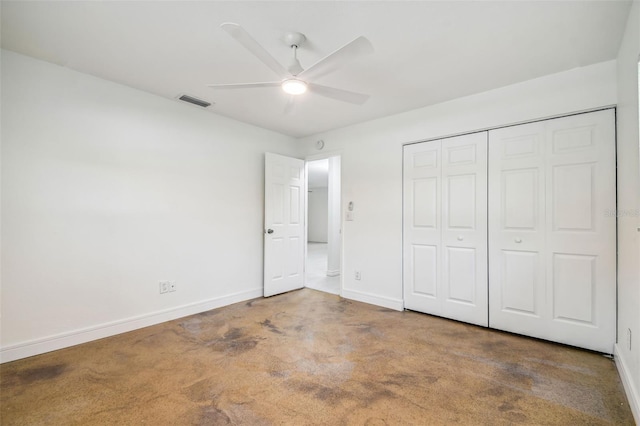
221, 23, 288, 78
307, 83, 370, 105
206, 81, 281, 90
298, 36, 374, 81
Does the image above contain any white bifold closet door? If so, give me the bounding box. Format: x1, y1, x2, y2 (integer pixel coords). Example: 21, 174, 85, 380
488, 109, 616, 353
403, 132, 488, 327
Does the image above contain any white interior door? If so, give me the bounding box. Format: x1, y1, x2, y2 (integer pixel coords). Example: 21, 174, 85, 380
488, 109, 616, 353
403, 132, 488, 326
264, 153, 305, 297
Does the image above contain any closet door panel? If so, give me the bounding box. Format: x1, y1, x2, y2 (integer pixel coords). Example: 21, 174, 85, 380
411, 244, 438, 297
445, 247, 477, 303
544, 110, 616, 352
441, 132, 488, 326
403, 142, 442, 314
500, 250, 539, 316
502, 168, 539, 230
489, 121, 547, 333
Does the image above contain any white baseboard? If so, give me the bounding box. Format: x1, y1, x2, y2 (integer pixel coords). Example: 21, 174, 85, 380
326, 269, 340, 277
614, 343, 640, 424
341, 288, 404, 311
0, 288, 263, 364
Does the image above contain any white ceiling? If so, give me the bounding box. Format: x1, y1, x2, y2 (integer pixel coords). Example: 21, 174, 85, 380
1, 1, 631, 138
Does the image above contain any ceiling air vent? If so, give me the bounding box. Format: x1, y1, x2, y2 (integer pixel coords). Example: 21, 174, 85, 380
177, 94, 212, 108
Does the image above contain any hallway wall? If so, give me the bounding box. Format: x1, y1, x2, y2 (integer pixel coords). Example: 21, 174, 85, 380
308, 188, 328, 243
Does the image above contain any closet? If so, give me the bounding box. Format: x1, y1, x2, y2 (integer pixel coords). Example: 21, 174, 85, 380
403, 109, 616, 353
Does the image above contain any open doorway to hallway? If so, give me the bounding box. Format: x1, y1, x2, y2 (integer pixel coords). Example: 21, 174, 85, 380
306, 157, 341, 295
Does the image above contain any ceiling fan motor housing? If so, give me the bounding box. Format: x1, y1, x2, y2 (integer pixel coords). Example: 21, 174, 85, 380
284, 32, 306, 48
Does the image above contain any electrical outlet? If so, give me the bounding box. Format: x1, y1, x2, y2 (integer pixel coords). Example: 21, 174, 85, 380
355, 271, 361, 280
628, 328, 632, 350
159, 281, 170, 294
169, 281, 176, 292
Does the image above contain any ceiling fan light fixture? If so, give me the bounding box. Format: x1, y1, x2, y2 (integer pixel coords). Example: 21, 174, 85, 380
281, 79, 307, 95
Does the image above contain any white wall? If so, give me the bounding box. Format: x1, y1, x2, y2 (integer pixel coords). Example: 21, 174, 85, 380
0, 50, 298, 362
615, 1, 640, 421
308, 187, 328, 243
298, 61, 617, 311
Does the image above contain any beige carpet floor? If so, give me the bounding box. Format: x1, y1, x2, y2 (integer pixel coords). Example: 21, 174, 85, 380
1, 289, 635, 425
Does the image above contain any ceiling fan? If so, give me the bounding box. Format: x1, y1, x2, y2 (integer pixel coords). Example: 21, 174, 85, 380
207, 23, 374, 110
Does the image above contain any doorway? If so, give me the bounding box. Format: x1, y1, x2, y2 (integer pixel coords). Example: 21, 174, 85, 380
305, 156, 341, 295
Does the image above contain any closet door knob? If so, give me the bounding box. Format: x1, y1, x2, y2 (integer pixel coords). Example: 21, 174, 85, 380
515, 238, 522, 243
266, 229, 274, 234
457, 236, 464, 241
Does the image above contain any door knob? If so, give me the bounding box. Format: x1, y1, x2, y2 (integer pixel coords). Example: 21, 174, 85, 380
515, 238, 522, 243
266, 229, 274, 234
457, 236, 464, 241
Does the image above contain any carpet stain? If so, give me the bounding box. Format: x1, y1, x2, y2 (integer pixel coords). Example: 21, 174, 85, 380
222, 328, 244, 341
204, 327, 261, 355
499, 401, 516, 412
183, 379, 217, 403
199, 405, 231, 425
288, 379, 351, 403
348, 322, 380, 335
482, 386, 505, 397
259, 319, 284, 335
361, 387, 397, 407
500, 362, 537, 387
381, 371, 436, 387
3, 363, 68, 387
